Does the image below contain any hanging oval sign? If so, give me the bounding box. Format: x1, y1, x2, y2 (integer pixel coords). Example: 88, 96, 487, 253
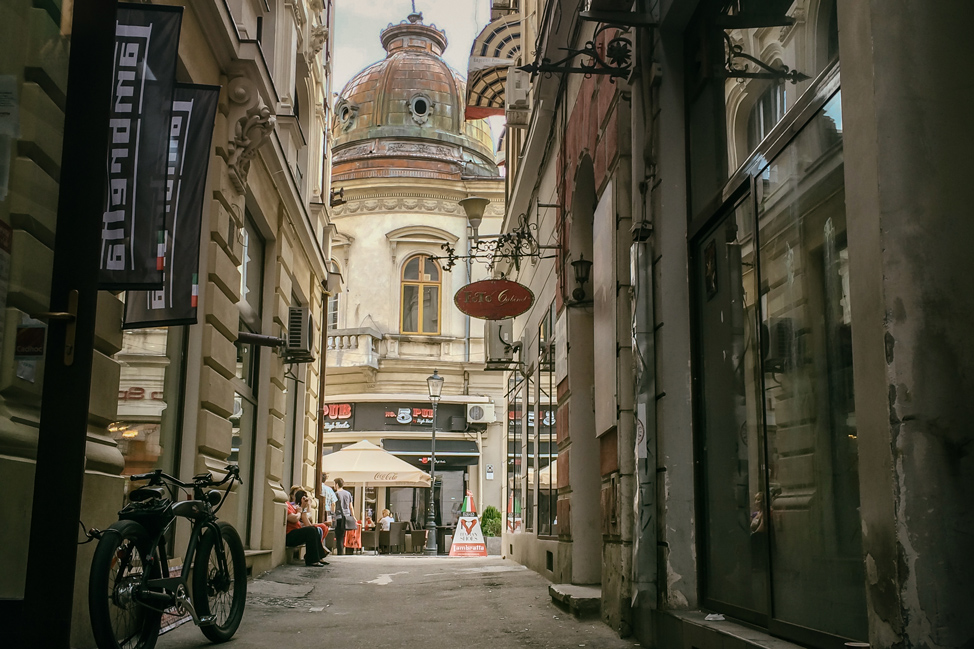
454, 279, 535, 320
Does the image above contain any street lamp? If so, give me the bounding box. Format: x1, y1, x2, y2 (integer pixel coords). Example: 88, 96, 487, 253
424, 369, 444, 555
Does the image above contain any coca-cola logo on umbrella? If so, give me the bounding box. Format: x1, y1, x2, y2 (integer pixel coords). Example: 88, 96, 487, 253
454, 279, 534, 320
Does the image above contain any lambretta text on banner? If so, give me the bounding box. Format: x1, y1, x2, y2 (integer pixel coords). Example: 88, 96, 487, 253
99, 4, 182, 289
124, 84, 219, 328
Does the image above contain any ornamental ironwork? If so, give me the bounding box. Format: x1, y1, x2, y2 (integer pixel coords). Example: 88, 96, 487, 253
432, 213, 558, 273
518, 24, 633, 80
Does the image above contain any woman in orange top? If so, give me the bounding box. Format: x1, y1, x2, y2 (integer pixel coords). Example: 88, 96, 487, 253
285, 489, 328, 566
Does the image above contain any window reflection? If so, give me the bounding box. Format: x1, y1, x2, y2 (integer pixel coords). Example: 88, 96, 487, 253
537, 301, 557, 537
695, 92, 867, 642
696, 198, 768, 616
507, 374, 524, 534
113, 326, 186, 494
687, 0, 840, 214
757, 91, 865, 640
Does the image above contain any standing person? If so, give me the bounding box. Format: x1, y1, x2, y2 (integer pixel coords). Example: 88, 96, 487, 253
321, 473, 337, 528
285, 489, 328, 566
334, 477, 356, 555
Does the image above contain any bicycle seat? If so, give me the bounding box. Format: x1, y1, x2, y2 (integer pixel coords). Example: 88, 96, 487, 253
130, 486, 166, 502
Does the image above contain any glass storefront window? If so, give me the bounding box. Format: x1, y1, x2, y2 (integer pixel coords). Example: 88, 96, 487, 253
537, 301, 557, 537
695, 197, 768, 618
687, 0, 840, 216
506, 374, 524, 533
693, 91, 866, 645
113, 326, 187, 496
230, 392, 257, 545
756, 91, 865, 641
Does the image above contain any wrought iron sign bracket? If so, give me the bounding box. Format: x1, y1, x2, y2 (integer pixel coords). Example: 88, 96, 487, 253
518, 24, 633, 80
431, 213, 560, 273
721, 31, 809, 84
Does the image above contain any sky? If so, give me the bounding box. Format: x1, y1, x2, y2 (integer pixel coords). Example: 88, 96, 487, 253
332, 0, 491, 96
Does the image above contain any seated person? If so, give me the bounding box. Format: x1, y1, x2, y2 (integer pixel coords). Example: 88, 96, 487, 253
377, 509, 395, 531
289, 485, 331, 542
286, 489, 328, 566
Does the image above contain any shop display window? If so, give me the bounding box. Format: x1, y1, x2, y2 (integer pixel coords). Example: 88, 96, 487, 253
692, 91, 867, 646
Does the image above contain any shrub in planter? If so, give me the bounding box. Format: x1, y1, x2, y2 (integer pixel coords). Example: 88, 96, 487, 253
481, 505, 502, 537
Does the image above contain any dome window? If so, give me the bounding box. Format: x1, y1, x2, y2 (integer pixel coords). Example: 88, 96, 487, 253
336, 100, 358, 131
409, 94, 433, 124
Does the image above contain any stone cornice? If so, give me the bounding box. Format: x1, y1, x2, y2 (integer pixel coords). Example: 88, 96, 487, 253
332, 196, 505, 217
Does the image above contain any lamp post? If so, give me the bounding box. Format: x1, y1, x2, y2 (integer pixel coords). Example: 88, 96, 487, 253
424, 369, 444, 555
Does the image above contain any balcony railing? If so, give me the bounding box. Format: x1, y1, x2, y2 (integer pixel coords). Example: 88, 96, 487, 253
326, 327, 381, 369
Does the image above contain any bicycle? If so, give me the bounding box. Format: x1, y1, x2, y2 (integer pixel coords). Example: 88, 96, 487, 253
88, 465, 246, 649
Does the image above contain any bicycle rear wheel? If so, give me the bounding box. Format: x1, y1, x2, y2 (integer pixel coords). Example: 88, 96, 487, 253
89, 520, 162, 649
193, 521, 247, 643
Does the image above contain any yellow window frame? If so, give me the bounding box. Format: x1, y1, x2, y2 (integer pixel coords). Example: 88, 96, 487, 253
400, 254, 441, 335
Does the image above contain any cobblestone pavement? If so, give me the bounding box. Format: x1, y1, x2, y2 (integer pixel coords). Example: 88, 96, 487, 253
159, 555, 641, 649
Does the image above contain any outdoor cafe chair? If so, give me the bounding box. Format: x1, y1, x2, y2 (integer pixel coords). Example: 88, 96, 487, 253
360, 530, 379, 555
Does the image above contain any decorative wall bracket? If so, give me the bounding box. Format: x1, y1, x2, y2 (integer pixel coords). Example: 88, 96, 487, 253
518, 24, 632, 80
225, 73, 277, 193
721, 31, 809, 84
432, 213, 559, 273
310, 24, 329, 55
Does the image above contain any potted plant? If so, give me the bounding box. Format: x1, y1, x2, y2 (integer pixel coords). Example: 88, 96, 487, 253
481, 506, 502, 555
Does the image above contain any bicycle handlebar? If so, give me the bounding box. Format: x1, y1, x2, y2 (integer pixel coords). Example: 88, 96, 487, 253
129, 465, 240, 489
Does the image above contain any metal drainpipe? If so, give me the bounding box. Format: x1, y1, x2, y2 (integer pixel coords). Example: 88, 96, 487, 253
630, 0, 659, 610
316, 290, 328, 522
465, 243, 472, 362
477, 425, 484, 520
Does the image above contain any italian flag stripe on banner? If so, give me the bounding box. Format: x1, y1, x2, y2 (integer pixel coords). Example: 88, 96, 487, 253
191, 273, 198, 307
156, 231, 166, 270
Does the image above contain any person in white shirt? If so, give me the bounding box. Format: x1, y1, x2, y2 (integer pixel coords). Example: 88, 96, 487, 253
377, 509, 395, 531
321, 473, 337, 525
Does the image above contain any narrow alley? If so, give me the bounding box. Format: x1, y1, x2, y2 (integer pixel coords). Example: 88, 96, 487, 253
160, 557, 637, 649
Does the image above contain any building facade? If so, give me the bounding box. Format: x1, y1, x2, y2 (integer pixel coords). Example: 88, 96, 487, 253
0, 0, 337, 645
324, 12, 509, 531
485, 1, 974, 648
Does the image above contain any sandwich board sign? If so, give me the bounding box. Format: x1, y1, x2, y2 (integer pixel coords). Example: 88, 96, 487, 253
449, 491, 487, 557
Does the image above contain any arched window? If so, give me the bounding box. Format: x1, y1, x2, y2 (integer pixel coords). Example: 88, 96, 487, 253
400, 254, 441, 334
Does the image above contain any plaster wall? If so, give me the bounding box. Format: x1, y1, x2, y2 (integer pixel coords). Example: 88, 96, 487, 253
838, 2, 974, 647
650, 13, 698, 616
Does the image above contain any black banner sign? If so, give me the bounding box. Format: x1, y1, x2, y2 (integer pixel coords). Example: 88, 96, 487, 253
124, 84, 219, 328
99, 4, 182, 289
353, 402, 467, 432
322, 403, 355, 432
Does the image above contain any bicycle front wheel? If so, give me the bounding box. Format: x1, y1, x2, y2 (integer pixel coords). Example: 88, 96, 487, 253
193, 521, 247, 643
88, 520, 162, 649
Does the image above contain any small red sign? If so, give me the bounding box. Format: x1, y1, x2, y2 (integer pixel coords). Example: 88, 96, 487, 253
454, 279, 534, 320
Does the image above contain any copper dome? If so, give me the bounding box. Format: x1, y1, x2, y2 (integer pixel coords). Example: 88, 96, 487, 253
331, 12, 497, 182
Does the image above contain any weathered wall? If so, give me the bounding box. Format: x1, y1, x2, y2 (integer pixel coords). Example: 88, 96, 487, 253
838, 1, 974, 647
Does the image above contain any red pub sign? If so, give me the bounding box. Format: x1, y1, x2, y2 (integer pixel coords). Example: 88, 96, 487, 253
454, 279, 534, 320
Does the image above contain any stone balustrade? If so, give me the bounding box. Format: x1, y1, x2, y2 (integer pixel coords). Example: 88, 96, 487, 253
326, 327, 382, 368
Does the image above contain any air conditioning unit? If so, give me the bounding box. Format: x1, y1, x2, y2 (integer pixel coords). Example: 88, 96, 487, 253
284, 306, 315, 363
467, 403, 496, 424
505, 67, 531, 129
486, 318, 514, 362
492, 0, 513, 10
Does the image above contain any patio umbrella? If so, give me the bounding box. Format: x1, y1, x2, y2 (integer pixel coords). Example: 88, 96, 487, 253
321, 440, 432, 522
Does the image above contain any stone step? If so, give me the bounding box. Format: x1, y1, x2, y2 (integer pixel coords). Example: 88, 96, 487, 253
549, 584, 601, 620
